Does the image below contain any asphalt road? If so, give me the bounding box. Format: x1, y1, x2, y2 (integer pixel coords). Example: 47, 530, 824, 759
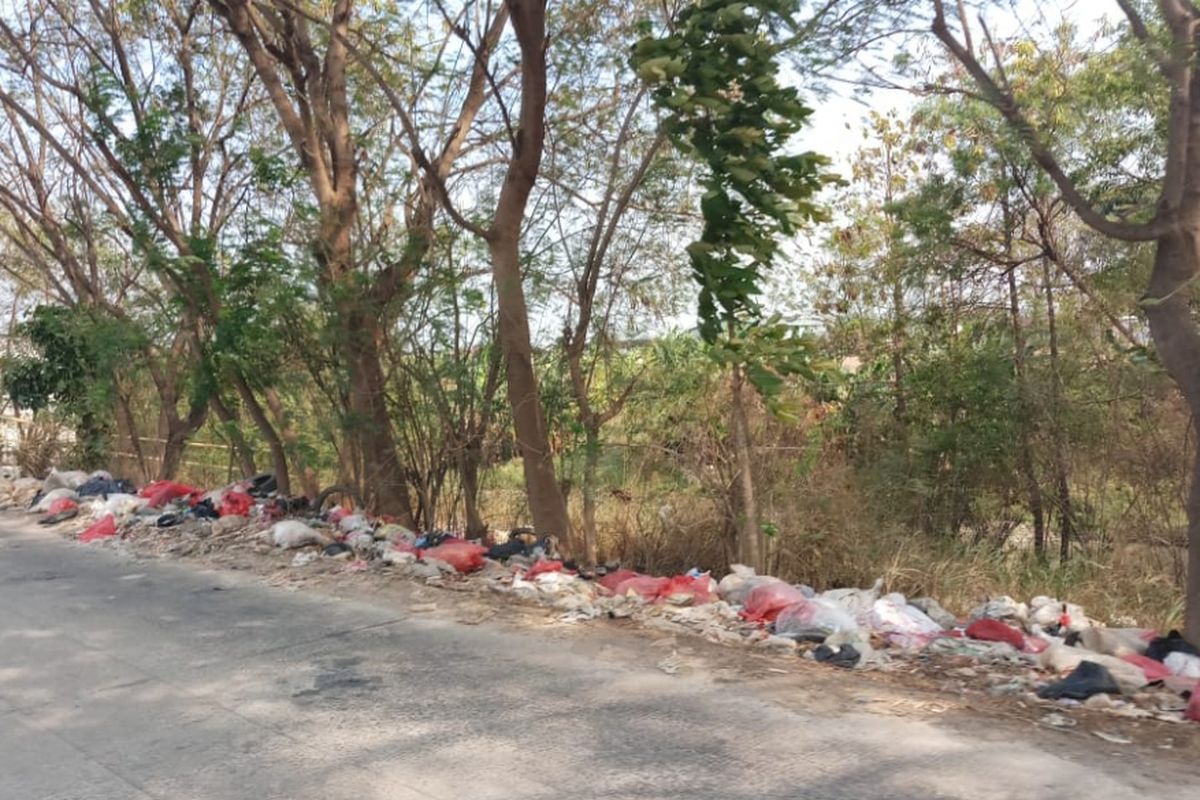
0, 519, 1186, 800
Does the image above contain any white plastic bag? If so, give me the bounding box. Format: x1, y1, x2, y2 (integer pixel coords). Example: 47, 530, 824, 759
271, 520, 325, 549
819, 578, 883, 616
865, 593, 944, 649
1164, 651, 1200, 679
774, 598, 860, 638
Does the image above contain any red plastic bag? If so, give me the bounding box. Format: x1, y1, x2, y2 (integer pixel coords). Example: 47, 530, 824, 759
657, 575, 714, 605
219, 491, 253, 518
741, 583, 810, 623
1122, 653, 1173, 683
965, 618, 1026, 650
613, 575, 670, 600
80, 515, 117, 543
140, 481, 200, 508
597, 569, 640, 594
421, 541, 486, 573
1188, 687, 1200, 723
47, 497, 78, 515
525, 560, 566, 579
328, 507, 349, 525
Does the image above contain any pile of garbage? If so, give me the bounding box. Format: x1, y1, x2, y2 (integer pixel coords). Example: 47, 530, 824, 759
4, 467, 1199, 727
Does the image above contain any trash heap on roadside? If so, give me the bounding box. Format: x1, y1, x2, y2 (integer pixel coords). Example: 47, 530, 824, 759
4, 466, 1199, 727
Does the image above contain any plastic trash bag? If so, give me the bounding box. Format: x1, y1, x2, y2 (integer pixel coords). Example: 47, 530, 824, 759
612, 575, 670, 601
219, 491, 253, 518
813, 643, 861, 668
79, 515, 117, 543
1030, 596, 1090, 631
34, 487, 77, 512
1077, 627, 1152, 657
969, 595, 1029, 625
376, 523, 415, 543
657, 574, 714, 605
339, 513, 370, 533
819, 578, 883, 616
1164, 651, 1200, 679
42, 469, 89, 492
420, 541, 486, 573
525, 559, 566, 579
864, 593, 944, 649
46, 497, 78, 516
965, 618, 1026, 651
103, 492, 145, 516
1121, 654, 1173, 683
597, 569, 641, 594
140, 481, 200, 508
909, 597, 956, 629
1145, 630, 1200, 662
1039, 643, 1148, 693
774, 598, 860, 639
271, 520, 325, 549
717, 565, 783, 606
1037, 661, 1120, 700
741, 583, 810, 623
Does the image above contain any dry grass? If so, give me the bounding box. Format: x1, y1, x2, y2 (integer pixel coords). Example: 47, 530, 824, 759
481, 449, 1187, 633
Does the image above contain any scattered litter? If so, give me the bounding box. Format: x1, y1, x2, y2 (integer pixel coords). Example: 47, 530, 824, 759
1092, 731, 1132, 745
20, 462, 1200, 734
1040, 712, 1077, 729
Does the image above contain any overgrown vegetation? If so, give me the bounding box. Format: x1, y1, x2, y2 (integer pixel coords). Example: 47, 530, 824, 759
0, 1, 1194, 633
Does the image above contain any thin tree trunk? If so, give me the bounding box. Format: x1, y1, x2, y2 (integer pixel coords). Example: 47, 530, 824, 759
1041, 257, 1075, 562
231, 373, 291, 496
1008, 267, 1046, 556
891, 278, 907, 425
460, 440, 487, 537
264, 387, 319, 498
729, 363, 762, 572
115, 385, 149, 483
489, 232, 570, 538
582, 423, 600, 565
209, 393, 257, 478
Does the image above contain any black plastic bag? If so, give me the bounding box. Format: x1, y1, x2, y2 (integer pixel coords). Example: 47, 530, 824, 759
1145, 630, 1200, 662
1037, 661, 1120, 700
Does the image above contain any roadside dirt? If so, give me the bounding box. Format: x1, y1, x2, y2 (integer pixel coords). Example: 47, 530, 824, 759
23, 511, 1200, 773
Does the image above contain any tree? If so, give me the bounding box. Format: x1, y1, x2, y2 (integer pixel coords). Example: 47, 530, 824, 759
634, 0, 833, 570
208, 0, 423, 522
927, 0, 1200, 641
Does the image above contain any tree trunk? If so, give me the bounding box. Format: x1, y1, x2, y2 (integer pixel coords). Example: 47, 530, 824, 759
1007, 268, 1046, 556
891, 275, 907, 426
210, 393, 257, 479
341, 307, 418, 528
489, 232, 570, 538
729, 363, 762, 571
264, 387, 320, 498
1041, 257, 1075, 562
114, 385, 150, 483
459, 439, 487, 538
158, 425, 189, 480
581, 423, 600, 565
231, 373, 291, 496
1142, 231, 1200, 644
